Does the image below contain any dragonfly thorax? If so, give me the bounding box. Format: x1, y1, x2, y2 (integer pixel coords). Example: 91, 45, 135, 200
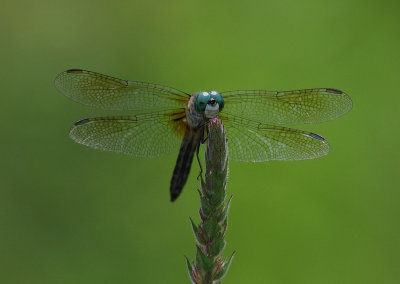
194, 91, 224, 119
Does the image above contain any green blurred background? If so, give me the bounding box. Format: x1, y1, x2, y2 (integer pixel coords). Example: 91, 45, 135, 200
1, 0, 399, 283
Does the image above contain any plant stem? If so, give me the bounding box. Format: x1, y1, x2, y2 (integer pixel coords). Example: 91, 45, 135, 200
186, 117, 235, 284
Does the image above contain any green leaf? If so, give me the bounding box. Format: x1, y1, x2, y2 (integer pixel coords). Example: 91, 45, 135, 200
210, 182, 225, 207
218, 195, 233, 223
208, 238, 226, 256
189, 217, 205, 246
184, 256, 198, 284
214, 251, 236, 281
202, 215, 220, 240
200, 193, 212, 217
196, 246, 213, 272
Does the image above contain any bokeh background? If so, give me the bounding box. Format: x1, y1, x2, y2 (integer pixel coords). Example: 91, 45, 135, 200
1, 0, 399, 283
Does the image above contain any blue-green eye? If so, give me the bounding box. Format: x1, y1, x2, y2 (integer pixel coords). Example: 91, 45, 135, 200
195, 92, 210, 112
209, 91, 224, 111
195, 91, 225, 113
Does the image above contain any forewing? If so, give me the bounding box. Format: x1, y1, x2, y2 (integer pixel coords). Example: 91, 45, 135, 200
69, 110, 186, 158
220, 114, 330, 162
55, 69, 189, 111
221, 88, 352, 125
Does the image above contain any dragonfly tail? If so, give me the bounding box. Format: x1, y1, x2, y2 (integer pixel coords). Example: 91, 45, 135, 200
170, 128, 202, 201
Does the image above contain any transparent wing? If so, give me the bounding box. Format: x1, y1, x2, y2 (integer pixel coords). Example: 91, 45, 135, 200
221, 88, 352, 125
69, 109, 186, 158
55, 69, 190, 111
220, 114, 330, 162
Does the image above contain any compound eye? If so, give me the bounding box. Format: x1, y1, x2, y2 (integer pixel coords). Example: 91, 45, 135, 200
195, 92, 211, 112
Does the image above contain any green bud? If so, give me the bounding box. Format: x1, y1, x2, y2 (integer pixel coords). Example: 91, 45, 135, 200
186, 118, 234, 283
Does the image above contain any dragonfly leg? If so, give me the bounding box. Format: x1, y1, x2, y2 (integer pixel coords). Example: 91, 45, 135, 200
196, 143, 203, 180
200, 122, 209, 144
196, 126, 205, 180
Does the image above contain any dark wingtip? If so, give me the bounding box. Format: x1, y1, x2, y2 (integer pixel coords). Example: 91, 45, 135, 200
66, 69, 83, 74
309, 132, 326, 141
326, 88, 343, 94
74, 118, 90, 126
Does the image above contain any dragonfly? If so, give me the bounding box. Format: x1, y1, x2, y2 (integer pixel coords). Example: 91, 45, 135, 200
55, 69, 352, 201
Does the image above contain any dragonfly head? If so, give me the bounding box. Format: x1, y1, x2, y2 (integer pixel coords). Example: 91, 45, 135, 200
195, 91, 224, 118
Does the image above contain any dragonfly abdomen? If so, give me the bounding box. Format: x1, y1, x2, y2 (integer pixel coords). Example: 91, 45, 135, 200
170, 127, 203, 201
